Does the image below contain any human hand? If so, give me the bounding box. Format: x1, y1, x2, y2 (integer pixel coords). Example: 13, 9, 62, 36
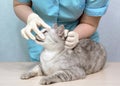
64, 30, 79, 49
21, 13, 51, 40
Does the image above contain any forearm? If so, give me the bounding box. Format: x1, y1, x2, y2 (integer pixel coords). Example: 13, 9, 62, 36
13, 0, 33, 23
74, 24, 96, 39
74, 14, 101, 39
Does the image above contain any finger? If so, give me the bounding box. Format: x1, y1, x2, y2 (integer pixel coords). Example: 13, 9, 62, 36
33, 25, 45, 40
66, 37, 74, 42
65, 46, 73, 49
21, 28, 29, 40
65, 41, 74, 47
65, 44, 75, 49
25, 27, 36, 40
26, 31, 35, 40
37, 19, 51, 29
42, 22, 51, 29
64, 29, 69, 38
37, 31, 45, 40
41, 29, 47, 33
68, 31, 75, 37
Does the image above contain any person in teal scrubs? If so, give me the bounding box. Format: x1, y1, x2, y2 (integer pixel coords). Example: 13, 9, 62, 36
13, 0, 109, 61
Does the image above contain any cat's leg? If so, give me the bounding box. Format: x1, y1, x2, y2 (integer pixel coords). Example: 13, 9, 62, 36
39, 67, 86, 85
21, 64, 43, 79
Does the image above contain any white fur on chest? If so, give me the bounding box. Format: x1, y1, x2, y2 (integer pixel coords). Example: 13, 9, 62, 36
40, 50, 59, 75
40, 50, 59, 61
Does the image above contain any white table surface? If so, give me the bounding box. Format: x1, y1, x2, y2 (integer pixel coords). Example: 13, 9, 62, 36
0, 62, 120, 86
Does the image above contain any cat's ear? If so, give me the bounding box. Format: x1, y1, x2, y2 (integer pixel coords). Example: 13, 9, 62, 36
57, 24, 65, 37
52, 23, 58, 29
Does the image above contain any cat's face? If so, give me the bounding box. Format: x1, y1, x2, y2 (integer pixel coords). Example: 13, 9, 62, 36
35, 24, 65, 50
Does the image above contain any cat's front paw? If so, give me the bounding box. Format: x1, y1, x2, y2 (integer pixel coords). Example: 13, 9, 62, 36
20, 72, 36, 80
39, 76, 54, 85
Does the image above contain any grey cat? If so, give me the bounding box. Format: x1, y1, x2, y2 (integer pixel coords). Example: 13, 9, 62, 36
21, 24, 106, 85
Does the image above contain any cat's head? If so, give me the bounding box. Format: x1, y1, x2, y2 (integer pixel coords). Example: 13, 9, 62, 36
35, 24, 65, 50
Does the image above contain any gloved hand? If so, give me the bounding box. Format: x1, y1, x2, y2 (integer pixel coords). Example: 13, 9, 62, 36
64, 29, 79, 49
21, 13, 51, 40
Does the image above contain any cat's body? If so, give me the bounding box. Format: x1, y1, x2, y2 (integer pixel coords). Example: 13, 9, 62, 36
21, 24, 106, 85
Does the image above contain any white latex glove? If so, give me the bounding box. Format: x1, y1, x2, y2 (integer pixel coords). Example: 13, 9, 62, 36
65, 30, 79, 49
21, 13, 51, 40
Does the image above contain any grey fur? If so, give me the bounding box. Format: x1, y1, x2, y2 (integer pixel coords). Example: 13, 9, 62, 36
21, 24, 106, 85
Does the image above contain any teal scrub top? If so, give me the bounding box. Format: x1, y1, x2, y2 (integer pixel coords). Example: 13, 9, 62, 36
18, 0, 109, 42
18, 0, 109, 61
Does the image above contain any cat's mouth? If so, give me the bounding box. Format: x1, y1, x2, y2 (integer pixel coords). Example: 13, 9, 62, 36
35, 30, 48, 42
35, 35, 44, 42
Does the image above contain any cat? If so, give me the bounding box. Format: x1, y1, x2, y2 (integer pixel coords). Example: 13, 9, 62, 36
20, 24, 106, 85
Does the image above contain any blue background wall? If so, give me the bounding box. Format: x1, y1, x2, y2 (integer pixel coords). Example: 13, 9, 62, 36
0, 0, 120, 62
0, 0, 29, 61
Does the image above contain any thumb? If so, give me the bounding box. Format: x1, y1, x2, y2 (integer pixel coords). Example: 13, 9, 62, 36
37, 18, 51, 30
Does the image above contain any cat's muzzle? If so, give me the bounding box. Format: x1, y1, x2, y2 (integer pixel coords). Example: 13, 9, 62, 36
35, 29, 48, 42
35, 35, 44, 42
